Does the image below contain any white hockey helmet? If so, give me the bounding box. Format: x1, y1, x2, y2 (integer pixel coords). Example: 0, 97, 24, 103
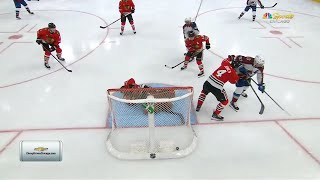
185, 17, 192, 23
254, 55, 265, 67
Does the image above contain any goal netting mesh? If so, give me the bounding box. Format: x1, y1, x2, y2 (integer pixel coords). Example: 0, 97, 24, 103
106, 86, 197, 159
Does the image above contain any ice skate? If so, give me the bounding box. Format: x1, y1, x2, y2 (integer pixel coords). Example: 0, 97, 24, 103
229, 101, 239, 111
195, 105, 201, 112
238, 12, 244, 19
57, 54, 65, 61
198, 71, 205, 78
44, 63, 50, 69
241, 92, 248, 98
211, 113, 224, 121
181, 65, 187, 70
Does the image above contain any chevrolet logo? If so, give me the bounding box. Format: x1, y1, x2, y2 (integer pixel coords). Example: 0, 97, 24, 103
34, 147, 48, 151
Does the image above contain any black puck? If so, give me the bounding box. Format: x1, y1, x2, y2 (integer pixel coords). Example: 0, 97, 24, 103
150, 153, 156, 159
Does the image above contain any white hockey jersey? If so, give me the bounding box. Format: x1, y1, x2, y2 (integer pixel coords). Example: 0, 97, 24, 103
247, 0, 263, 6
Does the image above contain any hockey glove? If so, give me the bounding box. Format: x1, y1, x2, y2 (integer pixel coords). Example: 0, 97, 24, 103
131, 9, 135, 13
258, 83, 265, 93
36, 39, 44, 45
206, 43, 211, 50
140, 84, 150, 88
239, 66, 247, 74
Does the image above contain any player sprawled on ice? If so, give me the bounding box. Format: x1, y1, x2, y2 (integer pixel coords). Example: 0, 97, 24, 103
119, 0, 136, 35
181, 31, 210, 78
120, 78, 174, 114
229, 55, 265, 111
196, 56, 241, 121
121, 78, 150, 89
13, 0, 34, 20
36, 23, 65, 69
183, 17, 199, 39
238, 0, 264, 21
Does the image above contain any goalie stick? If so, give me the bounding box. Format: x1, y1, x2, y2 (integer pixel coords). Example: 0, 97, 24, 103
257, 3, 278, 8
100, 13, 132, 29
169, 111, 185, 125
165, 49, 204, 69
41, 43, 72, 72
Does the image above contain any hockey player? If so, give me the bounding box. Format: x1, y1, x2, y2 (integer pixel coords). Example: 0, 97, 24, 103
181, 31, 210, 77
13, 0, 34, 20
121, 78, 150, 89
120, 78, 151, 101
238, 0, 264, 21
196, 56, 241, 121
183, 17, 199, 39
120, 78, 175, 114
119, 0, 136, 35
229, 55, 265, 111
36, 23, 65, 69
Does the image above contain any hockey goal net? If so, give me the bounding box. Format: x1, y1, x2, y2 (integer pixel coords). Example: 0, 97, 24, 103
106, 86, 197, 159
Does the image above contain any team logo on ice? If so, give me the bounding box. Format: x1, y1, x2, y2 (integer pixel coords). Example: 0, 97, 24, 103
263, 12, 294, 23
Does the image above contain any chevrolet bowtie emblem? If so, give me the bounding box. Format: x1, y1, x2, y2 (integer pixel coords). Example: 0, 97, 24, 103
34, 147, 48, 151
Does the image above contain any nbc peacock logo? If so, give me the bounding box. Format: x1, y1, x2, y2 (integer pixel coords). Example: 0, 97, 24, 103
263, 12, 294, 23
263, 13, 273, 19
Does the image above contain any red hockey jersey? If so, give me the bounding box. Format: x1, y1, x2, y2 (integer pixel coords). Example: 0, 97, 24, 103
185, 35, 209, 52
119, 0, 135, 14
37, 28, 61, 47
206, 58, 239, 90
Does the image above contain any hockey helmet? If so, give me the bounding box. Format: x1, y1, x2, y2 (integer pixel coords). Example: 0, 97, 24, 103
48, 23, 56, 33
254, 55, 265, 67
48, 23, 56, 29
228, 55, 235, 61
185, 17, 192, 24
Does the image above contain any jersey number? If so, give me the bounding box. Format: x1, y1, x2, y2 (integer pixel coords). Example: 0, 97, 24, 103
216, 70, 227, 77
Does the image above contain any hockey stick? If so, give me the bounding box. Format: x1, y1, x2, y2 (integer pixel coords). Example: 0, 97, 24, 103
169, 111, 185, 125
165, 49, 204, 69
41, 43, 72, 72
100, 13, 132, 29
250, 78, 291, 116
194, 0, 204, 22
257, 3, 277, 9
249, 83, 265, 114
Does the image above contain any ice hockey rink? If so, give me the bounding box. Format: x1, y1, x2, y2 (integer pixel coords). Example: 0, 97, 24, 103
0, 0, 320, 179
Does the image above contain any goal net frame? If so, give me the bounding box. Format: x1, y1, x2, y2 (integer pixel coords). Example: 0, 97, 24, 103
106, 86, 198, 160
